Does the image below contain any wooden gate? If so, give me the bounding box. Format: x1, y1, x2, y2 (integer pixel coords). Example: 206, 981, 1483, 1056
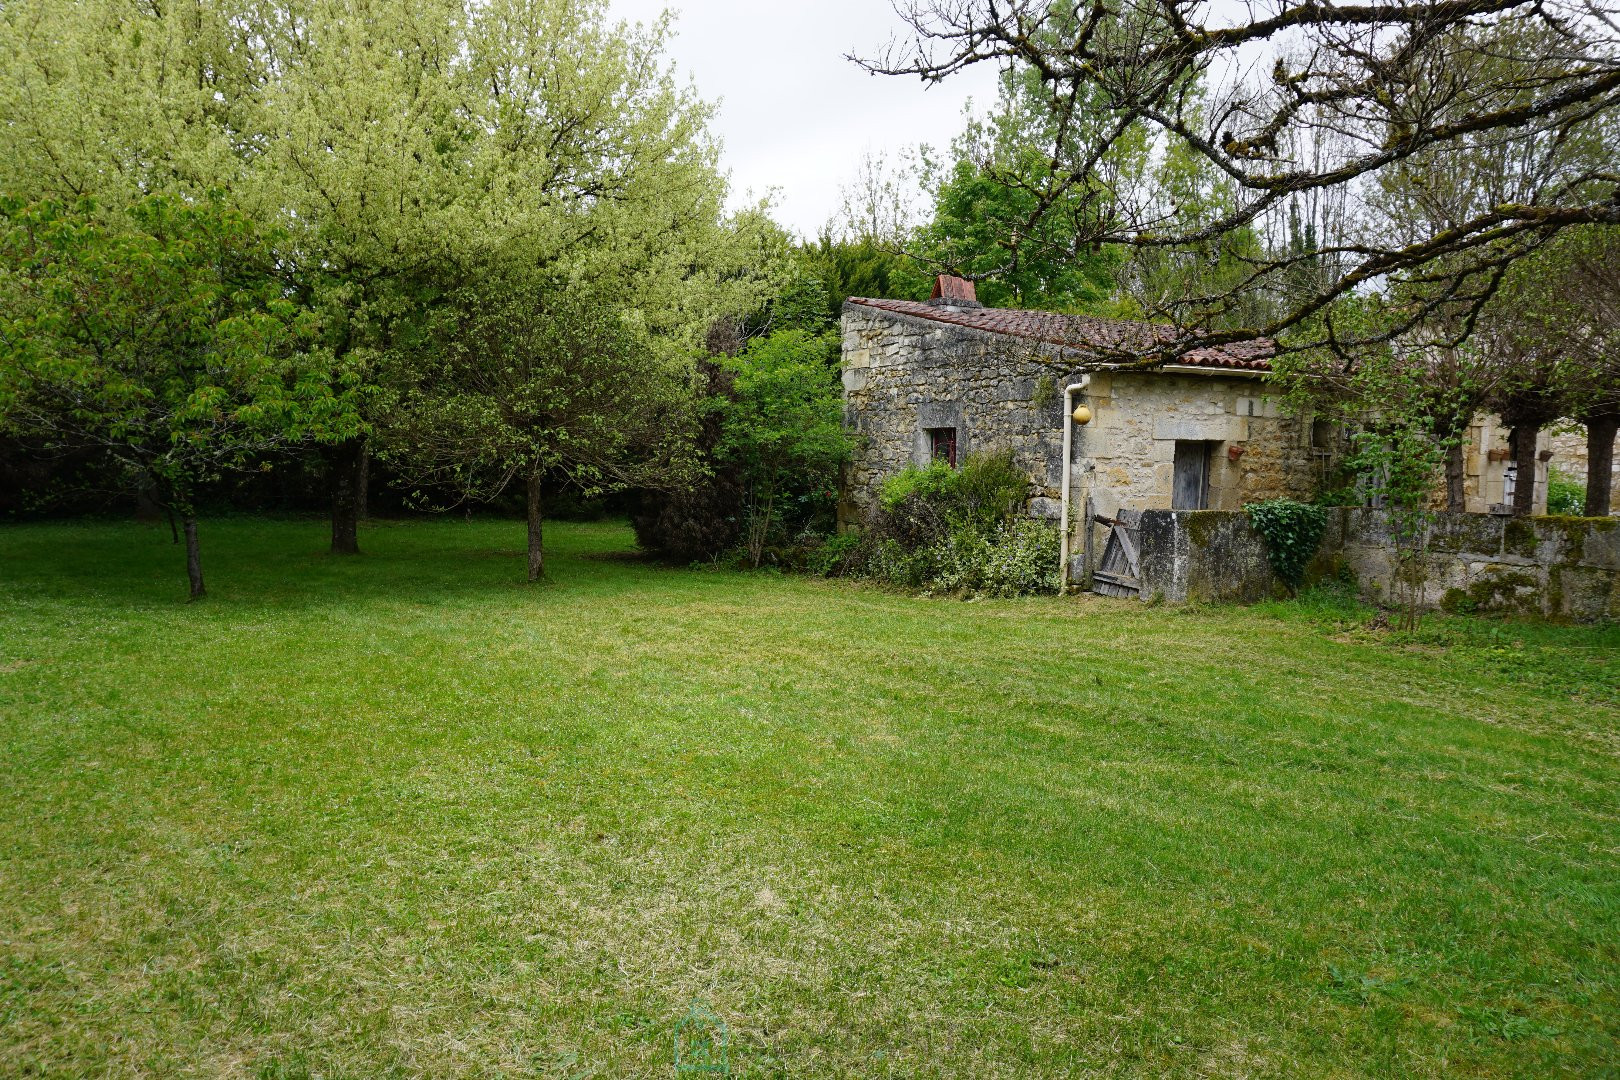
1091, 509, 1142, 598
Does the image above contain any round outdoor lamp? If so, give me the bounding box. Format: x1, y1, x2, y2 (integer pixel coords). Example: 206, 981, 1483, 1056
1071, 402, 1092, 425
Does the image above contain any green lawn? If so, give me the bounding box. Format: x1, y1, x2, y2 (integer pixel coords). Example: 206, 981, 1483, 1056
1, 518, 1617, 1078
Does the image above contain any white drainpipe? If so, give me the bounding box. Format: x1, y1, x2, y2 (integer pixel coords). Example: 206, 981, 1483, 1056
1058, 377, 1090, 592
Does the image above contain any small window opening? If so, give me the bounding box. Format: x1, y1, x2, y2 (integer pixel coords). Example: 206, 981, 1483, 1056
926, 427, 958, 468
1311, 419, 1335, 450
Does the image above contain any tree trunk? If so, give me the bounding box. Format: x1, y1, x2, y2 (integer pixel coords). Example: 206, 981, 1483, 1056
328, 437, 365, 555
1444, 441, 1466, 512
167, 507, 180, 545
1509, 423, 1539, 517
357, 441, 371, 521
1585, 413, 1619, 518
526, 468, 544, 583
183, 517, 205, 600
748, 491, 774, 569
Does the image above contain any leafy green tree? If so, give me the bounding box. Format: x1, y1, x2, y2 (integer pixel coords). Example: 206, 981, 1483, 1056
0, 195, 360, 597
382, 272, 700, 582
867, 1, 1620, 362
909, 62, 1134, 311
1484, 226, 1620, 515
772, 236, 922, 334
0, 0, 773, 554
713, 331, 852, 568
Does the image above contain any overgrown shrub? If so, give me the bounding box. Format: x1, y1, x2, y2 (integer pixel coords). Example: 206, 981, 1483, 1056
1546, 467, 1586, 516
713, 330, 851, 567
634, 331, 851, 567
1246, 499, 1329, 592
851, 450, 1058, 596
856, 518, 1060, 596
805, 531, 863, 577
880, 448, 1028, 531
979, 519, 1062, 596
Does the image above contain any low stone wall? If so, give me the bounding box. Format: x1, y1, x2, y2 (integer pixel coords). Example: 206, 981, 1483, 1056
1131, 508, 1620, 620
1136, 510, 1277, 604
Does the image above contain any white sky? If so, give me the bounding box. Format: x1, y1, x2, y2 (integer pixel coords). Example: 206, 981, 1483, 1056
605, 0, 1001, 238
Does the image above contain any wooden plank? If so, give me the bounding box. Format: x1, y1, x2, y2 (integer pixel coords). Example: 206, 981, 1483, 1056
1114, 524, 1141, 577
1091, 519, 1142, 598
1172, 441, 1211, 510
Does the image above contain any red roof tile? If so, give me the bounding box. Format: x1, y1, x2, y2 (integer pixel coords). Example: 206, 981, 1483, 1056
845, 296, 1273, 371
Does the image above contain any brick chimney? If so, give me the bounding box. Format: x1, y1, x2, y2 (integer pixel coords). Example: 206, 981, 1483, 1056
928, 274, 981, 308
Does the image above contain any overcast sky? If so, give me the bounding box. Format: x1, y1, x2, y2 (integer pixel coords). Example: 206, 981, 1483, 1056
605, 0, 1001, 238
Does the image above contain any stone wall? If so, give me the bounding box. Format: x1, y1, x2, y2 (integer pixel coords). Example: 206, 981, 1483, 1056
840, 303, 1319, 537
840, 304, 1072, 523
1133, 508, 1620, 620
1459, 415, 1552, 515
1072, 370, 1316, 521
1338, 510, 1620, 619
1136, 510, 1278, 604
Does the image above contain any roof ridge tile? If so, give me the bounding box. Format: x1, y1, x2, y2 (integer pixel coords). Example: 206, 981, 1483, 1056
845, 296, 1272, 371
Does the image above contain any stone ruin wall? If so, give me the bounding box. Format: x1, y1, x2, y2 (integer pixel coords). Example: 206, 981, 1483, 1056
1135, 508, 1620, 621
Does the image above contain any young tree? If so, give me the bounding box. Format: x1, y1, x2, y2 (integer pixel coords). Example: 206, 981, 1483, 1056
382, 273, 700, 582
0, 196, 360, 597
1, 0, 767, 554
712, 330, 853, 568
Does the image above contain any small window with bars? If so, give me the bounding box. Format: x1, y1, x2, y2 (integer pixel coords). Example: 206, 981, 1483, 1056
926, 427, 958, 467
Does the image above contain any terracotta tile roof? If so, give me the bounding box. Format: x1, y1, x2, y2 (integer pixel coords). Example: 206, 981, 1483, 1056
845, 296, 1273, 371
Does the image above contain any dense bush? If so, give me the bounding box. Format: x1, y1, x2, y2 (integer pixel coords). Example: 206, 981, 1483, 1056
713, 330, 851, 567
634, 334, 849, 567
841, 450, 1059, 597
631, 358, 744, 562
880, 449, 1029, 532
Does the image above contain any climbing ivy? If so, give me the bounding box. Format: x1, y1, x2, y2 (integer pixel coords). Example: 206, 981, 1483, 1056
1245, 500, 1328, 593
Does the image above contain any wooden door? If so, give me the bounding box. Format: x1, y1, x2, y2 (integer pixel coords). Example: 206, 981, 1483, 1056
1172, 441, 1210, 510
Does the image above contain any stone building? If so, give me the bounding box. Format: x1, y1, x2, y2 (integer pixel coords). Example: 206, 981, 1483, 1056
1446, 418, 1616, 517
840, 277, 1320, 563
1457, 414, 1553, 515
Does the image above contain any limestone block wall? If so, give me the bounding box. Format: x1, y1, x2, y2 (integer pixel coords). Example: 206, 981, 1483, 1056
1461, 415, 1551, 514
840, 305, 1074, 524
1337, 510, 1620, 618
1071, 372, 1315, 520
840, 303, 1320, 536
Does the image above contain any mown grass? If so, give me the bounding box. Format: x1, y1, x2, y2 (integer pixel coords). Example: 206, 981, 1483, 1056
1, 516, 1616, 1078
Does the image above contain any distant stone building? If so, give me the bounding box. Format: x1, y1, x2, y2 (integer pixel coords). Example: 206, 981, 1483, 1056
839, 277, 1321, 575
1457, 415, 1553, 516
